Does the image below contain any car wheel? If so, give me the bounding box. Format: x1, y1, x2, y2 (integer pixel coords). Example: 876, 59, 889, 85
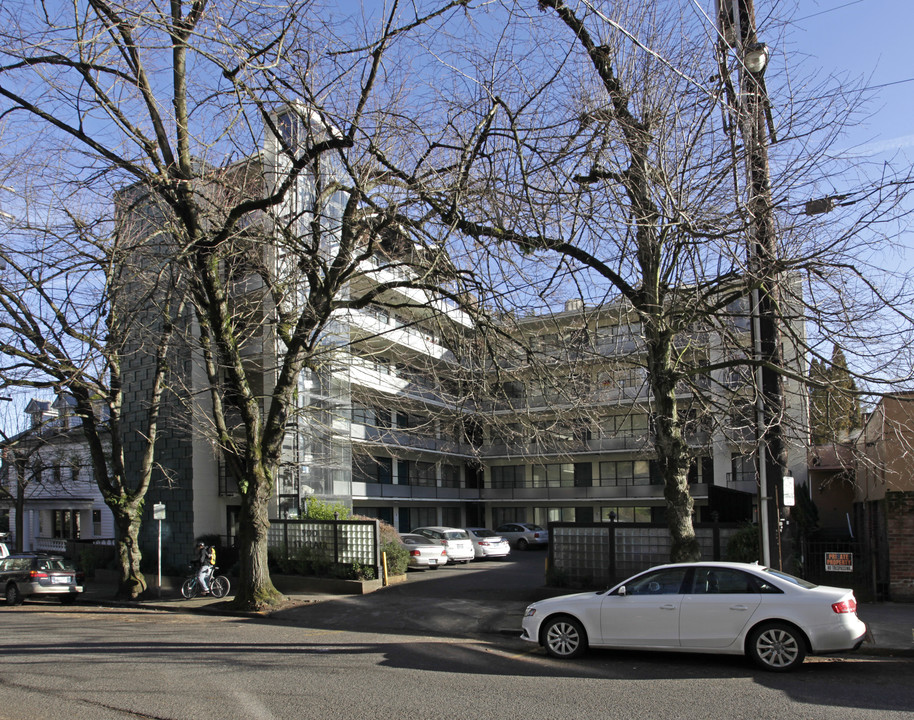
516, 538, 529, 551
748, 622, 807, 672
60, 593, 78, 605
5, 583, 23, 606
542, 616, 587, 659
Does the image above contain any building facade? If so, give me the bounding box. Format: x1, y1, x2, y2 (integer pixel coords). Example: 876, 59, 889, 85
0, 396, 115, 554
111, 105, 810, 570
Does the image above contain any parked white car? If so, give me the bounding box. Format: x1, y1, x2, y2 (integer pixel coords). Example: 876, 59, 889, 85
465, 528, 511, 560
400, 533, 448, 570
410, 527, 475, 563
495, 522, 549, 550
521, 561, 867, 672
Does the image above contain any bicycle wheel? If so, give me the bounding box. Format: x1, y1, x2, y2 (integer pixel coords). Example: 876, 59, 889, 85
210, 575, 230, 599
180, 578, 197, 599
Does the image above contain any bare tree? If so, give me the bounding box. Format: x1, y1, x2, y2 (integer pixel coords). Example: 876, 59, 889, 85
382, 0, 914, 560
0, 0, 480, 609
0, 150, 183, 597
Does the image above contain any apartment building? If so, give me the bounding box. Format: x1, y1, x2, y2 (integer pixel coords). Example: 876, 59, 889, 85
350, 295, 810, 534
108, 104, 810, 568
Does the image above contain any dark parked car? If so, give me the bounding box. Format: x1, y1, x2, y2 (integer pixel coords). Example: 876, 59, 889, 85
1, 553, 84, 605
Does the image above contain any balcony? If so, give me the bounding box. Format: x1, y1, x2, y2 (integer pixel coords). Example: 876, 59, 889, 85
351, 423, 474, 457
351, 481, 483, 501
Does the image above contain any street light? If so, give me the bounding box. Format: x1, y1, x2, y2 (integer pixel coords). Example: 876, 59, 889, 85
744, 43, 769, 74
0, 185, 15, 221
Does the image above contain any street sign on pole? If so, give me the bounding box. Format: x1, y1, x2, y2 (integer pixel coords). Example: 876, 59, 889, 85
782, 476, 795, 507
153, 503, 165, 597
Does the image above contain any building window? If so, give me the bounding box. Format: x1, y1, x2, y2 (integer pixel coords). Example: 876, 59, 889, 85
533, 507, 575, 525
358, 507, 394, 526
351, 404, 374, 426
441, 464, 460, 488
52, 510, 80, 539
532, 463, 575, 488
601, 506, 652, 522
411, 507, 437, 528
278, 495, 299, 519
490, 465, 525, 488
354, 455, 392, 484
599, 459, 651, 486
491, 507, 525, 527
441, 507, 461, 528
410, 461, 437, 487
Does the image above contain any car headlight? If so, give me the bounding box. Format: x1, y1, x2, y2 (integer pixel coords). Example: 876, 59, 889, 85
524, 606, 537, 618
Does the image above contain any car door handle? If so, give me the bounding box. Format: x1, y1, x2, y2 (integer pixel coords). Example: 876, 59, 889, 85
729, 605, 749, 611
660, 604, 677, 611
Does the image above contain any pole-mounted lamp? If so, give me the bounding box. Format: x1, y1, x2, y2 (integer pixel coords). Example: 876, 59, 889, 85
743, 42, 770, 74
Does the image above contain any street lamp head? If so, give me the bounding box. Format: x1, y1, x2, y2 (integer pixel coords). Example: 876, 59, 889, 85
744, 42, 770, 74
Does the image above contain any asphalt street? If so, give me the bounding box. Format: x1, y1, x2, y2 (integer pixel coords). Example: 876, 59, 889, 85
80, 549, 914, 658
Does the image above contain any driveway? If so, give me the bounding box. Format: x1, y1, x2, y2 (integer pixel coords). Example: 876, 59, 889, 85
268, 548, 555, 638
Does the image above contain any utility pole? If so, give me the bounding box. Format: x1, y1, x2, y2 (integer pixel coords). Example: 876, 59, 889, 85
717, 0, 785, 568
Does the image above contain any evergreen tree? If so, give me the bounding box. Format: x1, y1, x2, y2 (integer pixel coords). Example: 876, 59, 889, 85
809, 345, 862, 443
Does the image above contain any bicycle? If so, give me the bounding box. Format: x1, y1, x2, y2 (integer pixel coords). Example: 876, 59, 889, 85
180, 566, 230, 599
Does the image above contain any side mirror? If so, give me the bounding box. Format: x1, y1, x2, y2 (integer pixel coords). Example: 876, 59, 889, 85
617, 585, 626, 597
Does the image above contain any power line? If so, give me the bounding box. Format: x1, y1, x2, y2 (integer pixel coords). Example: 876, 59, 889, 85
791, 0, 864, 23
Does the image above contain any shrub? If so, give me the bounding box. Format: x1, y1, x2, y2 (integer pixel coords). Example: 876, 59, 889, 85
302, 497, 352, 521
725, 523, 760, 563
382, 539, 409, 576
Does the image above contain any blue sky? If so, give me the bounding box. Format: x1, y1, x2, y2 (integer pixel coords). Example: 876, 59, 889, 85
785, 0, 914, 159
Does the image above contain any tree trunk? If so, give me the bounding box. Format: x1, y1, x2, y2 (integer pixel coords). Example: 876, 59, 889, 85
232, 462, 281, 610
14, 463, 25, 553
111, 503, 147, 599
647, 337, 701, 563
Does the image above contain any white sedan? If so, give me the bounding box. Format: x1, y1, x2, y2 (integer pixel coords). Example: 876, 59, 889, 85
400, 533, 448, 570
465, 528, 511, 560
410, 526, 476, 563
521, 561, 867, 672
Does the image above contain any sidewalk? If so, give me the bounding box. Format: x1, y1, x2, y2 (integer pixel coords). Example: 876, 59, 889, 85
79, 581, 914, 658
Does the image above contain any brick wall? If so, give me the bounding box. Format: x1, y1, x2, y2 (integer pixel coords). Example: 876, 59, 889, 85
886, 491, 914, 601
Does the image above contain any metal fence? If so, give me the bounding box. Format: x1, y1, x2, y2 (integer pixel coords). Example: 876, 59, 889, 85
799, 538, 881, 601
548, 522, 741, 588
267, 518, 381, 576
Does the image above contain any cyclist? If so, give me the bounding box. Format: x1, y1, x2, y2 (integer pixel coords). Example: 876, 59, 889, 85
192, 541, 214, 595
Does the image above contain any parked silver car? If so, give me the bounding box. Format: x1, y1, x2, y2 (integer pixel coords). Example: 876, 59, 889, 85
495, 523, 549, 550
400, 533, 448, 569
465, 528, 511, 560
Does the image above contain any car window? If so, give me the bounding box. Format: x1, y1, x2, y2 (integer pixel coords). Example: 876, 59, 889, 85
473, 529, 495, 538
691, 568, 758, 594
445, 531, 468, 540
624, 568, 688, 596
764, 568, 816, 589
526, 525, 545, 531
